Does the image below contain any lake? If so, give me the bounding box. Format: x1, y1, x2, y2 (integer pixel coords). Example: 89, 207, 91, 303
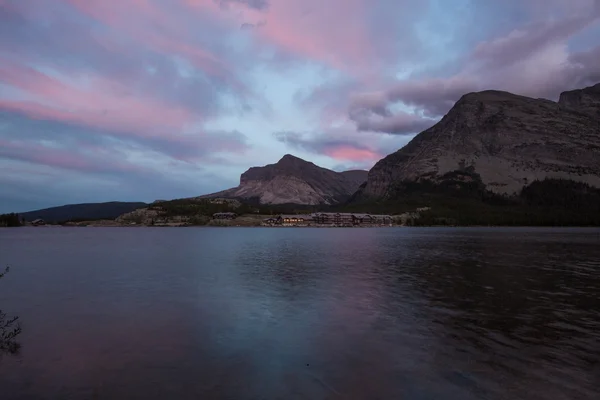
0, 227, 599, 399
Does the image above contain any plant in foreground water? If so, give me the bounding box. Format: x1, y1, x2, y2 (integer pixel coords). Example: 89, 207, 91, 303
0, 266, 22, 354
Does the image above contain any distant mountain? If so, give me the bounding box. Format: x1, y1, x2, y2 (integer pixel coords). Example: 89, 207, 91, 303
355, 82, 600, 201
339, 170, 370, 188
201, 154, 368, 205
21, 202, 147, 223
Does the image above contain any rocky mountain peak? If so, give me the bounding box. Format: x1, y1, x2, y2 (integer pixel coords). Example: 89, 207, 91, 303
457, 89, 522, 104
278, 153, 305, 163
356, 82, 600, 200
271, 153, 317, 172
558, 83, 600, 118
201, 155, 368, 205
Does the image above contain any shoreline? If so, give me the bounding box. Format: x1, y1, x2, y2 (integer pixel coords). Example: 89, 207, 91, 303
6, 224, 600, 229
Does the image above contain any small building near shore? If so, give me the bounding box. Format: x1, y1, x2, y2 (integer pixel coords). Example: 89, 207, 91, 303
262, 217, 277, 226
213, 212, 237, 220
278, 212, 393, 227
31, 218, 46, 226
351, 213, 373, 225
277, 214, 311, 226
370, 214, 393, 225
310, 212, 352, 226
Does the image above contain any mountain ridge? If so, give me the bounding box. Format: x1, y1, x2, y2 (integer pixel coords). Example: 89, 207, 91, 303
200, 154, 368, 205
20, 201, 148, 223
354, 82, 600, 200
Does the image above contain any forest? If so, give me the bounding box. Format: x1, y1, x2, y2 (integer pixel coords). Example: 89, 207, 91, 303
155, 198, 316, 219
0, 213, 23, 227
337, 170, 600, 226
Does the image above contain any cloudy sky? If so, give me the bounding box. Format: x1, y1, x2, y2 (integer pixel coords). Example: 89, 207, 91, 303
1, 0, 599, 212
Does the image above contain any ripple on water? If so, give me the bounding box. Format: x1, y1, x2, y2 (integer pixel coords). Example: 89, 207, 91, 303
0, 227, 598, 400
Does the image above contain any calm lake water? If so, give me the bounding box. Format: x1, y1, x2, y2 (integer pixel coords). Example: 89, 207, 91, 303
0, 227, 599, 400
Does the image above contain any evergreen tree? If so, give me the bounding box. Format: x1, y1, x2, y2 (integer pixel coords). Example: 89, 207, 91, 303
0, 213, 22, 227
0, 266, 21, 354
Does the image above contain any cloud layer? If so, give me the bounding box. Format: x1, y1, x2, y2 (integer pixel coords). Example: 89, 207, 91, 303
1, 0, 599, 211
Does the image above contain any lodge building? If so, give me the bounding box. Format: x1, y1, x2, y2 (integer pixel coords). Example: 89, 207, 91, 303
213, 212, 237, 220
264, 212, 392, 227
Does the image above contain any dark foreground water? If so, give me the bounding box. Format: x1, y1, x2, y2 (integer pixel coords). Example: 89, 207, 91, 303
0, 227, 599, 400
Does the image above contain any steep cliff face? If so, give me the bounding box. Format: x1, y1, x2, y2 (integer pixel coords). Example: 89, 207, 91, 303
339, 170, 370, 188
359, 83, 600, 199
558, 83, 600, 119
203, 154, 368, 205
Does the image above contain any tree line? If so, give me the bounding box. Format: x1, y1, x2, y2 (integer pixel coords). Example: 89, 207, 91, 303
336, 171, 600, 226
0, 213, 23, 227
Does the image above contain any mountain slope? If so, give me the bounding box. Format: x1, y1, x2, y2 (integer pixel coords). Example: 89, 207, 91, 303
558, 82, 600, 119
339, 170, 371, 188
21, 202, 148, 223
356, 83, 600, 200
202, 154, 368, 205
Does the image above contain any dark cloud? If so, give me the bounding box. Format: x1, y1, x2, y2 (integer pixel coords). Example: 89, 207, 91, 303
293, 77, 360, 119
0, 140, 143, 175
240, 21, 266, 30
329, 163, 369, 173
216, 0, 269, 11
471, 14, 599, 69
570, 45, 600, 85
349, 77, 479, 125
349, 108, 437, 135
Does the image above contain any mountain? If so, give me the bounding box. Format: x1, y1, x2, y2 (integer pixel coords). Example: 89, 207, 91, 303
339, 170, 371, 188
558, 83, 600, 119
21, 202, 148, 223
356, 83, 600, 200
201, 154, 368, 205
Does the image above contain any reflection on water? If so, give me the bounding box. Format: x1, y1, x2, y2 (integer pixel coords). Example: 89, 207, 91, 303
0, 227, 599, 399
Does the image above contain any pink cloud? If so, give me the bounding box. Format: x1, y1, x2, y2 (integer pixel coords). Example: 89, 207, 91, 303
273, 130, 386, 164
0, 97, 250, 163
0, 139, 146, 174
255, 0, 375, 74
0, 61, 196, 136
65, 0, 247, 92
48, 0, 383, 109
181, 0, 377, 74
324, 146, 382, 162
69, 0, 375, 87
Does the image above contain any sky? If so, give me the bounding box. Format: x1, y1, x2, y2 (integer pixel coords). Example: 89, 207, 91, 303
1, 0, 599, 212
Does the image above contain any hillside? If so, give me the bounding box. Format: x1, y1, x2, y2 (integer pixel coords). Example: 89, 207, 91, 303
354, 83, 600, 200
342, 82, 600, 225
21, 202, 148, 223
201, 154, 368, 205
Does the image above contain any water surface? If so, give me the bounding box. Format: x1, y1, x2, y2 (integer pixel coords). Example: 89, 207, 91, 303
0, 227, 599, 399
